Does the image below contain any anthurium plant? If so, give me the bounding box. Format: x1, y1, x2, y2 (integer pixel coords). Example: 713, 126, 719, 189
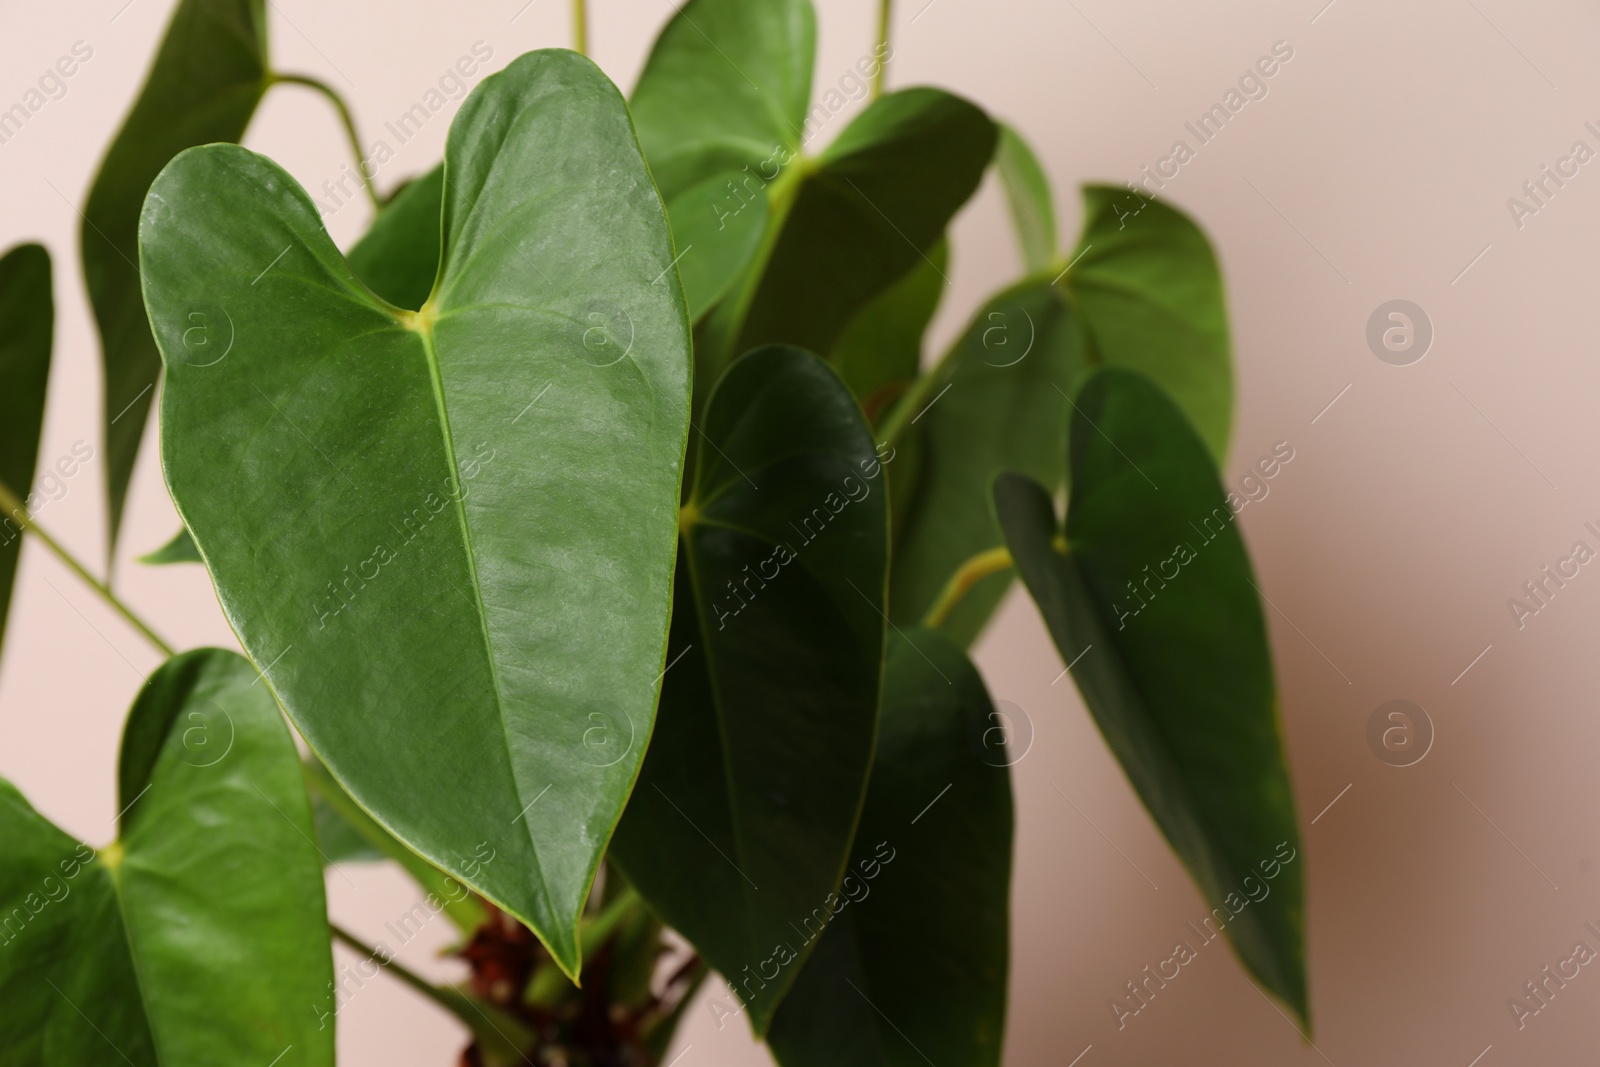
0, 0, 1306, 1063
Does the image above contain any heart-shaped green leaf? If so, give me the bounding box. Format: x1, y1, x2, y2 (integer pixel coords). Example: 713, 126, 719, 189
703, 88, 995, 371
995, 124, 1055, 274
141, 50, 692, 978
630, 0, 815, 322
769, 627, 1013, 1067
889, 279, 1085, 645
0, 648, 333, 1065
890, 184, 1233, 645
346, 164, 444, 311
995, 368, 1306, 1024
84, 0, 268, 554
0, 244, 53, 659
610, 346, 887, 1033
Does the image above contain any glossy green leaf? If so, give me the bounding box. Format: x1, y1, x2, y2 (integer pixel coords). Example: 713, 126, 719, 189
630, 0, 815, 202
346, 164, 444, 311
138, 526, 201, 565
889, 280, 1085, 645
142, 50, 692, 978
705, 88, 994, 368
830, 238, 947, 418
302, 755, 485, 934
995, 124, 1055, 273
1065, 185, 1232, 462
0, 244, 53, 658
769, 627, 1013, 1067
0, 648, 333, 1065
84, 0, 268, 555
630, 0, 815, 322
994, 368, 1305, 1024
611, 346, 888, 1033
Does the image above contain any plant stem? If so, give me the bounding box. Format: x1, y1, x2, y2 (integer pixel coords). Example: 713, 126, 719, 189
876, 365, 944, 452
270, 73, 381, 211
0, 477, 175, 657
873, 0, 893, 98
572, 0, 588, 56
922, 546, 1013, 629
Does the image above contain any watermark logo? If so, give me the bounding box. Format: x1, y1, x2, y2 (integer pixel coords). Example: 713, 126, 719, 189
968, 699, 1034, 767
178, 306, 234, 367
579, 704, 635, 768
1366, 299, 1432, 366
181, 703, 235, 768
1366, 699, 1433, 767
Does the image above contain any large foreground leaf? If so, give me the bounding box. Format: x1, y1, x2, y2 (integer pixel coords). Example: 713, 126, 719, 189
769, 628, 1013, 1067
0, 244, 53, 660
0, 649, 333, 1065
995, 368, 1306, 1024
611, 347, 887, 1033
84, 0, 268, 554
142, 50, 692, 978
630, 0, 815, 321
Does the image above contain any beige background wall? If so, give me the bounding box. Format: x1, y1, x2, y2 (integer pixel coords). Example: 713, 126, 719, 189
4, 0, 1599, 1062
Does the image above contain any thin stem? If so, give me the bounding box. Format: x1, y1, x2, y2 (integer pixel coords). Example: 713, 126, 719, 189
873, 0, 893, 98
572, 0, 588, 56
876, 366, 944, 452
270, 73, 380, 211
0, 477, 175, 657
923, 546, 1013, 629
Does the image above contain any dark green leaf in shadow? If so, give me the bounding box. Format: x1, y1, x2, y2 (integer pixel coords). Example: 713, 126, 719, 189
610, 346, 887, 1034
0, 244, 52, 659
346, 164, 444, 311
85, 0, 268, 555
706, 88, 994, 368
994, 368, 1306, 1025
138, 526, 202, 565
769, 627, 1013, 1067
889, 280, 1086, 645
830, 238, 947, 416
995, 124, 1055, 274
0, 648, 333, 1065
142, 50, 691, 979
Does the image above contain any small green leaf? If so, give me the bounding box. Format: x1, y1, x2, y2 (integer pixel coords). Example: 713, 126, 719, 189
0, 244, 53, 659
830, 238, 948, 416
630, 0, 815, 202
84, 0, 268, 555
142, 50, 691, 979
611, 346, 887, 1034
138, 526, 202, 565
0, 648, 334, 1065
302, 755, 485, 934
769, 627, 1013, 1067
995, 124, 1056, 273
629, 0, 815, 321
994, 368, 1306, 1025
346, 164, 444, 311
1065, 185, 1232, 462
706, 88, 994, 367
889, 280, 1085, 645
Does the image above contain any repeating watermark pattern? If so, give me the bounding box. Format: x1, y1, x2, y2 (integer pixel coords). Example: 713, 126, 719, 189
1507, 921, 1600, 1030
578, 703, 634, 767
1366, 699, 1433, 768
1506, 122, 1600, 230
1110, 441, 1295, 629
178, 305, 235, 367
0, 41, 93, 147
180, 700, 236, 768
1108, 841, 1298, 1030
706, 840, 898, 1030
1506, 523, 1600, 631
709, 143, 799, 232
1366, 299, 1432, 366
0, 441, 95, 551
707, 442, 896, 631
799, 45, 893, 148
1126, 40, 1295, 202
0, 842, 96, 947
968, 698, 1034, 767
